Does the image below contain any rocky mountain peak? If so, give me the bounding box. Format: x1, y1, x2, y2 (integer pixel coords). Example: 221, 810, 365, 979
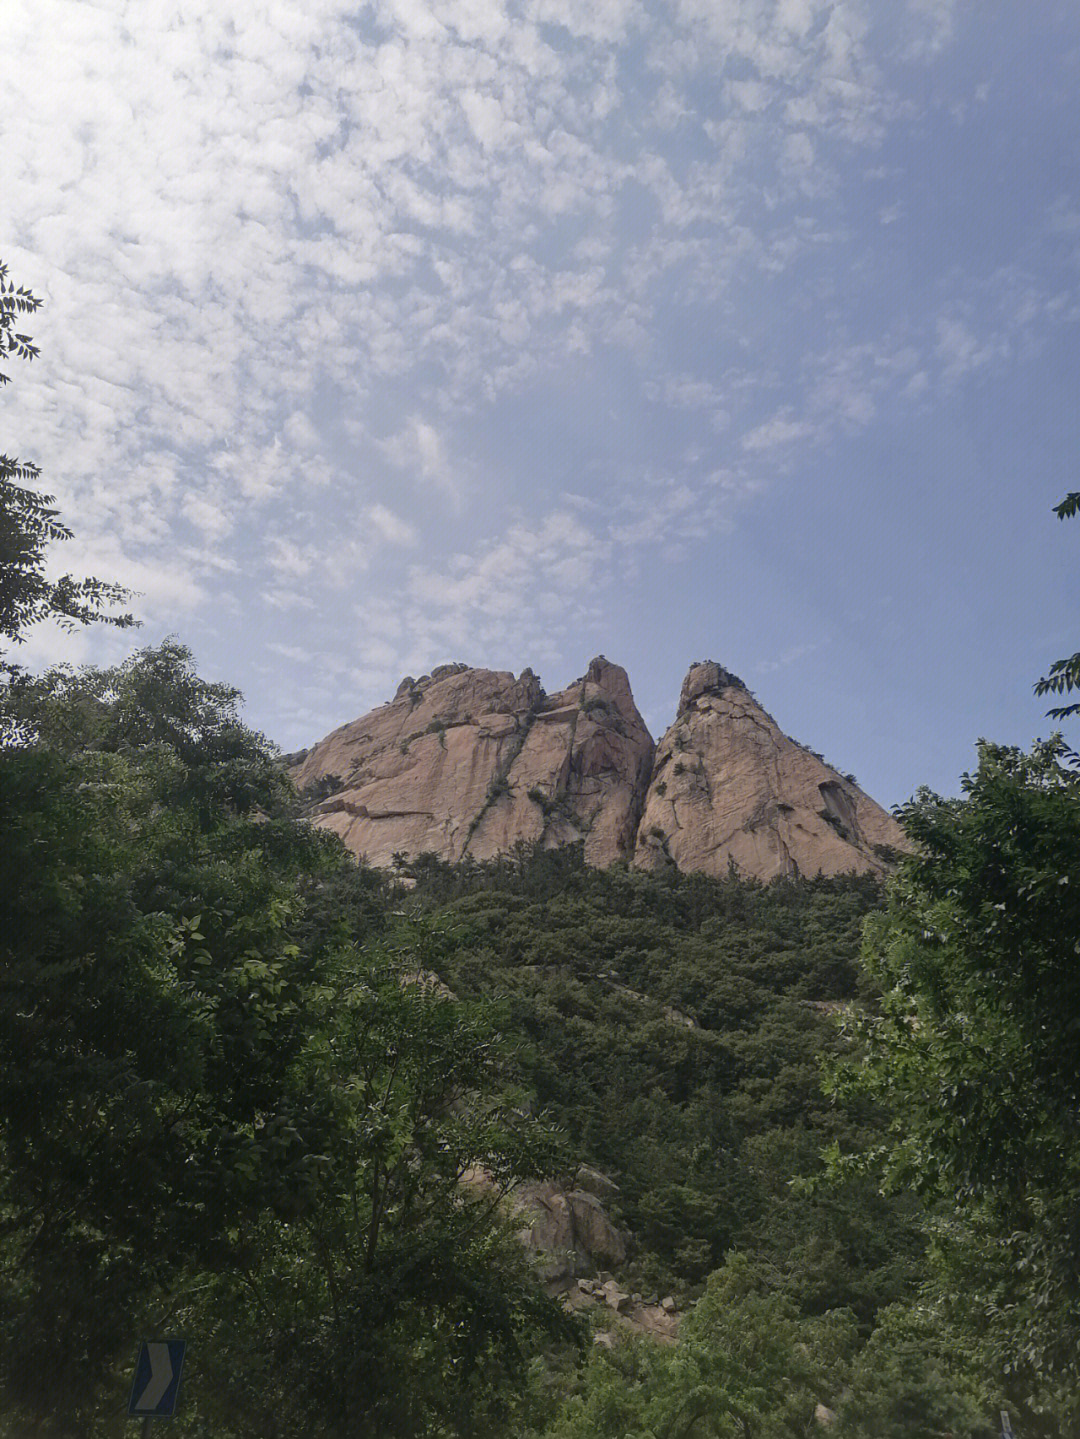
636, 663, 906, 881
677, 660, 748, 715
291, 659, 654, 870
291, 655, 908, 882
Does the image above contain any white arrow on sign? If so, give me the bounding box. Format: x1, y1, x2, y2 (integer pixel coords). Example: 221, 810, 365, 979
133, 1343, 173, 1412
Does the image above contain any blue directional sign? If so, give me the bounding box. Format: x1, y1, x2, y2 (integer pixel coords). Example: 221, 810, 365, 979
127, 1340, 186, 1418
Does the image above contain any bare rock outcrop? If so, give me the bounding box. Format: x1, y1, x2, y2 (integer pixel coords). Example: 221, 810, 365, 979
634, 661, 908, 882
290, 657, 654, 869
511, 1180, 628, 1282
291, 654, 907, 883
460, 1169, 628, 1284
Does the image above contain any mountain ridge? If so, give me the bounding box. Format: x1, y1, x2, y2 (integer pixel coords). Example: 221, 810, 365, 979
289, 656, 908, 881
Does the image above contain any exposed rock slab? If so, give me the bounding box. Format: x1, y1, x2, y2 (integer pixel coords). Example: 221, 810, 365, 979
634, 661, 908, 882
460, 1170, 628, 1284
511, 1181, 628, 1282
291, 654, 908, 883
289, 657, 654, 869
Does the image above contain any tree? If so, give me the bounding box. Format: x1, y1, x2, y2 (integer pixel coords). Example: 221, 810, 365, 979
1034, 491, 1080, 718
182, 927, 574, 1439
0, 644, 347, 1432
0, 259, 133, 657
826, 738, 1080, 1424
0, 643, 573, 1437
833, 1304, 993, 1439
536, 1252, 857, 1439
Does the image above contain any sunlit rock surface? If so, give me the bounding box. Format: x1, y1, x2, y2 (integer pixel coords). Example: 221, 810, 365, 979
634, 661, 908, 881
289, 656, 654, 869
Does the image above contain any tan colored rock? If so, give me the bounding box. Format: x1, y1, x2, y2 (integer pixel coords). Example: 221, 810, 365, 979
600, 1280, 632, 1313
635, 661, 909, 882
290, 657, 654, 870
630, 1303, 680, 1343
292, 654, 907, 884
499, 1178, 627, 1282
580, 1293, 681, 1345
574, 1165, 620, 1201
561, 1286, 594, 1313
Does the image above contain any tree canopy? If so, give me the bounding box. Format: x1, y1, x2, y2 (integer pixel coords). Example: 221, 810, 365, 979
826, 738, 1080, 1433
1034, 491, 1080, 720
0, 644, 570, 1438
0, 259, 134, 657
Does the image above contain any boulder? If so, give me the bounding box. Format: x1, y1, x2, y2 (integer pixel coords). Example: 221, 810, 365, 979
502, 1179, 627, 1283
600, 1280, 632, 1313
574, 1165, 620, 1200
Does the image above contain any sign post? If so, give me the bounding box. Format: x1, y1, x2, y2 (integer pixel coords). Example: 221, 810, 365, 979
128, 1341, 186, 1429
1001, 1410, 1015, 1439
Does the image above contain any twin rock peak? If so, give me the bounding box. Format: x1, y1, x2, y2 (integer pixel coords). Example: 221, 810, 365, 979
289, 657, 907, 883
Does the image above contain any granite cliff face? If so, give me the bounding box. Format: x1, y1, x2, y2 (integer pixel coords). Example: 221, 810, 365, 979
634, 662, 905, 881
289, 656, 654, 869
291, 657, 908, 880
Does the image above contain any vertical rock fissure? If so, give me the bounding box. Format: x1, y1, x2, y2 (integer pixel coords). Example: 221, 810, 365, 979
462, 699, 544, 857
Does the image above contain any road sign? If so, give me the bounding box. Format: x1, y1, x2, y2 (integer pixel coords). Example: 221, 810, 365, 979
127, 1341, 186, 1419
1001, 1411, 1015, 1439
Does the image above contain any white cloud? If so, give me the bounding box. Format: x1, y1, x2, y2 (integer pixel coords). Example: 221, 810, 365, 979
902, 0, 961, 59
379, 418, 462, 500
14, 0, 1054, 739
367, 504, 418, 546
742, 414, 818, 452
267, 538, 320, 579
182, 493, 234, 541
935, 315, 1002, 381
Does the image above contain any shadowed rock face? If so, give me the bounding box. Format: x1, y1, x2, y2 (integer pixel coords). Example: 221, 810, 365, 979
633, 661, 908, 881
291, 656, 908, 881
289, 656, 655, 869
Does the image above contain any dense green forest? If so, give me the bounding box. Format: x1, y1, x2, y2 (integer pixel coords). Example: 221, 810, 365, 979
3, 641, 1080, 1436
4, 263, 1080, 1436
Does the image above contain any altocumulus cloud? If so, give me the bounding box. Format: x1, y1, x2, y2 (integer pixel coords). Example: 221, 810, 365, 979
6, 0, 1077, 755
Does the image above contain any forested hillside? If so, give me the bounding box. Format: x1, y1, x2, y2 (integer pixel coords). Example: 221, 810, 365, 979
4, 643, 1080, 1437
403, 847, 918, 1311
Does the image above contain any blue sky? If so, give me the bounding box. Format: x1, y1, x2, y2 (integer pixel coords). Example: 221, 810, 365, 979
5, 0, 1079, 807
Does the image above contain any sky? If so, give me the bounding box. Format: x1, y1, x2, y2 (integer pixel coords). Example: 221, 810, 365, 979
4, 0, 1080, 807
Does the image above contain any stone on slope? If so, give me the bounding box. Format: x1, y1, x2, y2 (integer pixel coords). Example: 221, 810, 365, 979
634, 661, 908, 881
290, 657, 654, 870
